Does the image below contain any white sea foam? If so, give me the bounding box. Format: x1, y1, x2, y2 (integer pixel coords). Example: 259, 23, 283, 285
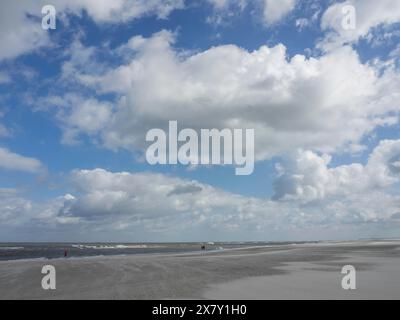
71, 244, 164, 250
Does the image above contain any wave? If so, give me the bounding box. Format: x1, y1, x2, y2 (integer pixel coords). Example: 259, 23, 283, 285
71, 244, 164, 250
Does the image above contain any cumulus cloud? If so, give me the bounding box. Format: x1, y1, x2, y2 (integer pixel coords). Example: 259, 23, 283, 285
320, 0, 400, 51
0, 169, 286, 238
0, 159, 398, 239
64, 169, 258, 221
0, 147, 44, 173
0, 1, 49, 60
40, 94, 114, 145
274, 139, 400, 202
52, 167, 396, 231
0, 0, 184, 60
0, 189, 34, 227
67, 30, 400, 162
20, 168, 279, 234
0, 191, 80, 230
270, 140, 400, 224
0, 168, 277, 236
1, 1, 399, 241
54, 0, 185, 22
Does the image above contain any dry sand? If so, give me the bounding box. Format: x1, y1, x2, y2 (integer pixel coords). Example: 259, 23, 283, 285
0, 240, 399, 300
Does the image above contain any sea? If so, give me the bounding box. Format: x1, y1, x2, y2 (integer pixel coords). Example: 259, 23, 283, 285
0, 242, 307, 261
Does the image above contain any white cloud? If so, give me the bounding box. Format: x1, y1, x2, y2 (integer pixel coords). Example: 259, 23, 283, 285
295, 18, 310, 30
205, 0, 248, 26
207, 0, 247, 10
270, 140, 400, 224
39, 164, 400, 232
263, 0, 297, 25
208, 0, 228, 9
41, 94, 114, 145
0, 147, 44, 173
206, 0, 296, 26
55, 0, 185, 22
274, 139, 400, 202
0, 168, 287, 237
44, 168, 284, 234
0, 190, 34, 227
0, 191, 80, 228
0, 0, 185, 61
66, 169, 255, 220
0, 1, 49, 61
0, 158, 398, 239
1, 1, 399, 240
69, 31, 400, 162
320, 0, 400, 51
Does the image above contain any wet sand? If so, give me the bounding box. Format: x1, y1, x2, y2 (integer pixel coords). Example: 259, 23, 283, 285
0, 240, 399, 300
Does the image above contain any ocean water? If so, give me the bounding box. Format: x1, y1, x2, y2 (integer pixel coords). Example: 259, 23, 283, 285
0, 242, 296, 261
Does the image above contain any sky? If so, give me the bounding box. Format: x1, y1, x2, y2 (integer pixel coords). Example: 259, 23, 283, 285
0, 0, 399, 242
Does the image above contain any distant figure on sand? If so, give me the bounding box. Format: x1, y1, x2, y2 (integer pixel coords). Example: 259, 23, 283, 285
201, 245, 206, 251
64, 249, 68, 258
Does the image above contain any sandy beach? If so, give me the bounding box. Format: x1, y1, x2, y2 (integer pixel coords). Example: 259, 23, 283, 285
0, 240, 399, 300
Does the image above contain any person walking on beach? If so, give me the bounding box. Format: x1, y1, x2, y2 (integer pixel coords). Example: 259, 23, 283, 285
64, 249, 68, 258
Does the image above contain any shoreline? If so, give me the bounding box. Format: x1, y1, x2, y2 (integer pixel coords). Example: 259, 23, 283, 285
1, 239, 398, 263
0, 244, 292, 264
0, 240, 399, 300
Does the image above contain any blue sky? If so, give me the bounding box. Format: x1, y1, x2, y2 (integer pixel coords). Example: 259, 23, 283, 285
0, 0, 400, 242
